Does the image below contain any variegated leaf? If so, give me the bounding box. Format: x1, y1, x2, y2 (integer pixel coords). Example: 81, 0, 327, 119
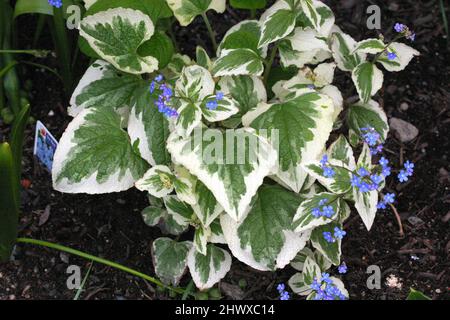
352, 62, 384, 103
166, 0, 226, 26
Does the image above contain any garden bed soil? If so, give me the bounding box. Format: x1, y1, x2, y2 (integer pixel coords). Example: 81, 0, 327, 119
0, 0, 449, 300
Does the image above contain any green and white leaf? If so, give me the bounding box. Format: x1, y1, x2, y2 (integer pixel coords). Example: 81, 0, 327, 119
196, 46, 212, 70
352, 62, 384, 103
163, 195, 194, 226
378, 42, 420, 72
221, 185, 311, 271
300, 0, 321, 30
201, 96, 239, 122
259, 1, 297, 47
135, 165, 174, 197
218, 76, 267, 128
192, 180, 223, 228
194, 224, 210, 255
209, 217, 227, 244
331, 31, 366, 72
167, 129, 277, 221
248, 92, 335, 193
69, 60, 142, 117
217, 20, 267, 58
187, 244, 232, 290
353, 144, 378, 231
310, 222, 342, 266
213, 48, 264, 77
79, 8, 158, 74
168, 53, 193, 75
354, 38, 386, 54
176, 65, 215, 102
152, 238, 192, 286
52, 108, 148, 194
320, 85, 343, 121
290, 247, 314, 271
293, 192, 340, 233
141, 206, 166, 227
128, 84, 171, 166
173, 176, 196, 205
166, 0, 226, 26
347, 99, 388, 146
296, 0, 335, 36
175, 101, 203, 138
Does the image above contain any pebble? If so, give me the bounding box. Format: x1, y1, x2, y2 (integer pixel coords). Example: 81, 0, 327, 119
390, 117, 419, 143
399, 102, 409, 111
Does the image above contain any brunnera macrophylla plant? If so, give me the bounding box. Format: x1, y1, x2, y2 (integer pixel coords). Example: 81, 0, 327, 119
50, 0, 419, 299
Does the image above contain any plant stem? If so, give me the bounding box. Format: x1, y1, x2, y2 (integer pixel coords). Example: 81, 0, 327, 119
201, 13, 217, 52
16, 238, 188, 296
0, 49, 50, 58
439, 0, 449, 40
263, 43, 279, 86
388, 203, 404, 237
250, 9, 256, 19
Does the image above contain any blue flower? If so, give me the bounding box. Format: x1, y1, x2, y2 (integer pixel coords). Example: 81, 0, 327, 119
280, 291, 290, 300
277, 283, 285, 292
406, 33, 416, 41
323, 231, 335, 243
323, 167, 336, 178
359, 182, 370, 193
155, 74, 164, 82
149, 81, 156, 93
358, 167, 370, 177
382, 166, 392, 177
310, 278, 322, 291
48, 0, 62, 8
387, 52, 397, 60
319, 198, 328, 206
312, 207, 322, 218
338, 263, 347, 274
206, 100, 218, 110
216, 91, 224, 100
320, 155, 329, 167
322, 206, 335, 218
379, 157, 389, 167
334, 227, 346, 240
394, 23, 406, 33
377, 202, 387, 210
398, 170, 409, 183
404, 160, 414, 176
351, 175, 362, 188
384, 193, 396, 204
370, 174, 383, 185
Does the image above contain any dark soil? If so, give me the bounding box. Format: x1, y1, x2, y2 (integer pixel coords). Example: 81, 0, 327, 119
0, 0, 449, 300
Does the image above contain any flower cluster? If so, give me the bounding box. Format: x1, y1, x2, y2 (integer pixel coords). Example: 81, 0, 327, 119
312, 199, 335, 218
277, 283, 290, 300
320, 155, 336, 178
361, 127, 383, 155
205, 92, 224, 110
398, 160, 414, 183
338, 263, 347, 274
149, 75, 178, 118
310, 273, 347, 300
351, 166, 386, 193
48, 0, 62, 8
394, 23, 416, 41
323, 227, 346, 243
377, 193, 395, 210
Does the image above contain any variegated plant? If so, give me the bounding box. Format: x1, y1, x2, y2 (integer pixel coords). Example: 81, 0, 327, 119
53, 0, 418, 298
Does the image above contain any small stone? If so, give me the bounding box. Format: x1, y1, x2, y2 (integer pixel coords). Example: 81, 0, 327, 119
399, 102, 409, 111
48, 110, 55, 116
390, 118, 419, 143
436, 289, 441, 293
408, 216, 425, 226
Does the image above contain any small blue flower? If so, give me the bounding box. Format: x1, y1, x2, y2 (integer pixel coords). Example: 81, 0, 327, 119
404, 160, 414, 176
394, 23, 406, 33
398, 170, 409, 183
338, 263, 348, 274
321, 273, 332, 284
277, 283, 285, 293
370, 174, 383, 185
358, 167, 370, 177
379, 157, 389, 167
382, 166, 392, 177
351, 175, 362, 188
377, 202, 387, 210
387, 52, 397, 60
48, 0, 62, 8
334, 227, 346, 240
206, 100, 218, 110
280, 291, 290, 300
322, 206, 335, 218
323, 167, 336, 178
359, 182, 370, 193
319, 198, 328, 206
149, 81, 156, 93
216, 91, 224, 100
320, 155, 329, 167
310, 278, 322, 291
312, 207, 322, 218
155, 74, 164, 82
406, 33, 416, 41
323, 231, 335, 243
307, 84, 316, 90
384, 193, 396, 204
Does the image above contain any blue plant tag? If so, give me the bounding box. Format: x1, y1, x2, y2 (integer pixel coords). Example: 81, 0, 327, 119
34, 121, 58, 172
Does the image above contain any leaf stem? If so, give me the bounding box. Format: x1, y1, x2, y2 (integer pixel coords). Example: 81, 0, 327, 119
263, 43, 279, 86
388, 203, 405, 237
201, 13, 218, 52
16, 238, 188, 296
